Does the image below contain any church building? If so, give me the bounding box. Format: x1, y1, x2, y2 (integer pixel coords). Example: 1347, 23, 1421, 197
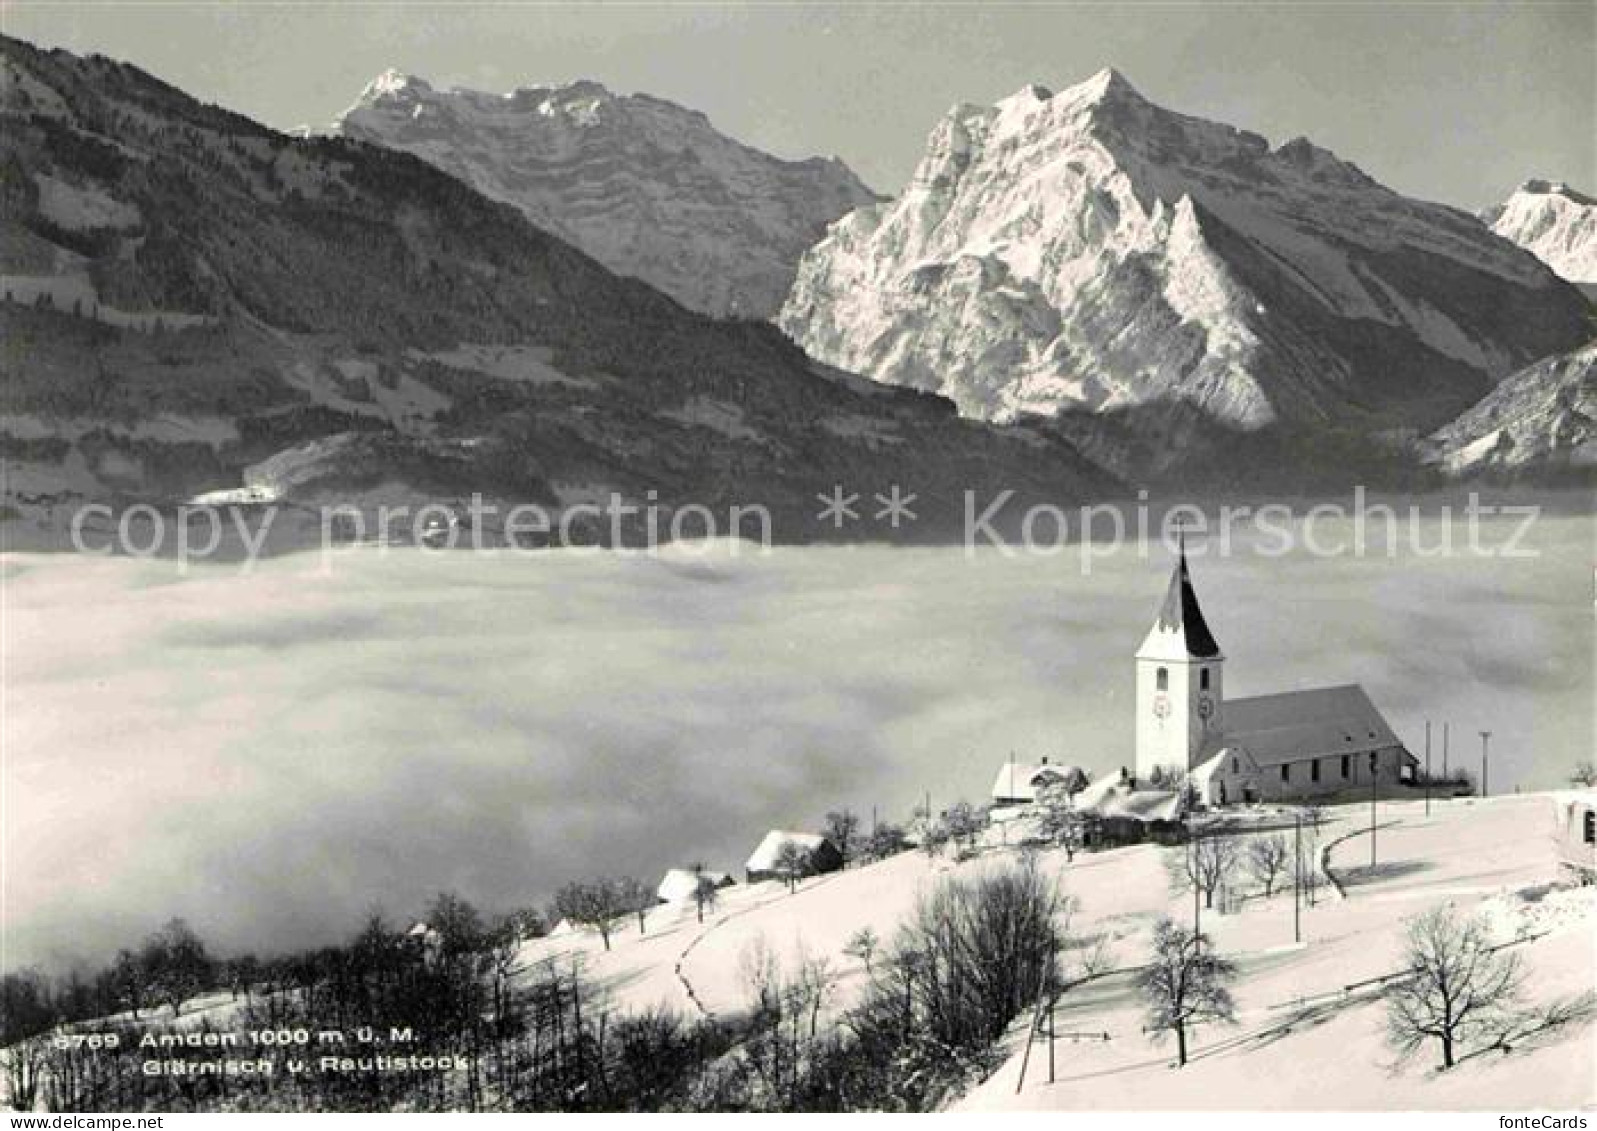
1135, 544, 1418, 805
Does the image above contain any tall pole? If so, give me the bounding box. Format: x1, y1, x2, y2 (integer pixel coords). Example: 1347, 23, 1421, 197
1442, 722, 1450, 782
1293, 811, 1302, 944
1424, 719, 1432, 817
1369, 751, 1379, 868
1479, 731, 1492, 798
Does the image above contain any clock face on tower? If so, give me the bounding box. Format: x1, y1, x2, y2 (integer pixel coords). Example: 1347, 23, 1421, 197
1153, 693, 1171, 719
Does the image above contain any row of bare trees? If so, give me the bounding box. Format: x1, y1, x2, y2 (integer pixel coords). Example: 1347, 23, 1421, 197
1165, 818, 1329, 912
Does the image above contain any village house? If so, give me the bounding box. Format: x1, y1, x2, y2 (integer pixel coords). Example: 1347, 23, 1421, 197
655, 868, 736, 904
1552, 791, 1597, 882
744, 830, 843, 885
990, 758, 1088, 806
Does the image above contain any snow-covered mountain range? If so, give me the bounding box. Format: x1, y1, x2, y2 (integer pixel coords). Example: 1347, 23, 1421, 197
778, 69, 1590, 430
1425, 343, 1596, 475
1482, 180, 1597, 289
335, 71, 878, 318
1, 36, 1117, 541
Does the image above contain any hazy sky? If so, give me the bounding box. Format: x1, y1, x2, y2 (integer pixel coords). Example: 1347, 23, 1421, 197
3, 1, 1591, 210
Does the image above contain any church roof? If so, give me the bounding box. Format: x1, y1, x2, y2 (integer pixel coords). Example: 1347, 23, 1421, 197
1137, 548, 1222, 661
1222, 684, 1405, 766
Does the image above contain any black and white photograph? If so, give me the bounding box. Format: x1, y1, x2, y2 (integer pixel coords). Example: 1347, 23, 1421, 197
0, 0, 1593, 1117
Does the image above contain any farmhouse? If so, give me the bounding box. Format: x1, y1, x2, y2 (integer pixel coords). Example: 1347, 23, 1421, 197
1551, 791, 1597, 882
656, 868, 736, 904
404, 920, 442, 952
990, 758, 1088, 805
744, 830, 843, 885
1135, 542, 1418, 805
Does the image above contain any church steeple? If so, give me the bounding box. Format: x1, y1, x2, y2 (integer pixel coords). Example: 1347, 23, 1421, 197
1135, 538, 1226, 780
1144, 537, 1222, 660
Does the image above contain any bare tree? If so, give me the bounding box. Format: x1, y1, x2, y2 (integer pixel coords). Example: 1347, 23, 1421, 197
1246, 833, 1291, 899
844, 926, 881, 976
823, 809, 862, 866
427, 891, 485, 957
865, 821, 909, 861
943, 800, 986, 858
890, 855, 1070, 1047
141, 918, 211, 1017
911, 803, 948, 865
1136, 918, 1238, 1066
616, 876, 655, 935
111, 948, 146, 1019
1169, 833, 1241, 909
790, 945, 839, 1040
738, 935, 782, 1018
773, 841, 810, 893
1035, 783, 1084, 860
1385, 904, 1526, 1070
554, 878, 629, 951
1294, 816, 1326, 906
1570, 761, 1597, 788
225, 953, 261, 1001
689, 863, 722, 924
1, 969, 55, 1112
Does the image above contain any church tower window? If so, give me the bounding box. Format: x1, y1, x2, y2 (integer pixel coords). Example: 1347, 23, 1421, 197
1156, 668, 1168, 691
1200, 669, 1210, 690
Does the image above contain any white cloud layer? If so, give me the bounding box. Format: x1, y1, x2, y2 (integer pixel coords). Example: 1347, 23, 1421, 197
4, 507, 1590, 969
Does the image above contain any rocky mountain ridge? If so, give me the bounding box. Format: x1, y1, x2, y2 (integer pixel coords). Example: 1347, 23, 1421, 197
1482, 180, 1597, 290
0, 35, 1114, 548
335, 71, 879, 318
778, 69, 1590, 435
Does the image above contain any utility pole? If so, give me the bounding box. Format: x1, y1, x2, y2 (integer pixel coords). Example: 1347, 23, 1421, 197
1047, 993, 1057, 1084
1189, 810, 1201, 939
1369, 750, 1379, 868
1442, 721, 1450, 782
1293, 811, 1302, 944
1479, 731, 1492, 797
1424, 719, 1432, 816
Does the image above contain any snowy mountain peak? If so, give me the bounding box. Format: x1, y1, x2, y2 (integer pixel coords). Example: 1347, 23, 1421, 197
334, 72, 877, 317
359, 68, 430, 102
1513, 179, 1595, 205
1484, 179, 1597, 285
1075, 66, 1141, 103
995, 82, 1055, 112
779, 69, 1590, 428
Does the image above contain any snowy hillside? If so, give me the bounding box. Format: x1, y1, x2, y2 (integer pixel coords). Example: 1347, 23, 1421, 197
779, 69, 1590, 430
336, 71, 879, 318
528, 794, 1592, 1110
1425, 343, 1597, 475
12, 787, 1590, 1111
1483, 181, 1597, 288
960, 794, 1595, 1111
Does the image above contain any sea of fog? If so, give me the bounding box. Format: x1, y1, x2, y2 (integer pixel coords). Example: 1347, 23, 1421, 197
4, 500, 1592, 970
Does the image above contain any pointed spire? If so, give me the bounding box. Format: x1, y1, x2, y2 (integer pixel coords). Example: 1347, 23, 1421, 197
1140, 534, 1222, 660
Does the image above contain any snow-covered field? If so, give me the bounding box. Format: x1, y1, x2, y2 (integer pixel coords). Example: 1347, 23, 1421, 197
959, 795, 1595, 1111
524, 794, 1593, 1110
